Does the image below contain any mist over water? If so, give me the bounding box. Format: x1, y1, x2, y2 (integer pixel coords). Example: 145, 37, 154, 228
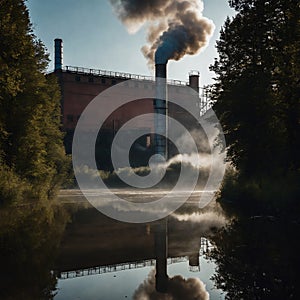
75, 117, 226, 193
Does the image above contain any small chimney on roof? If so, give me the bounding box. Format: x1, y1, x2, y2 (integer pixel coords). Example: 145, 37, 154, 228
189, 71, 200, 93
54, 38, 63, 71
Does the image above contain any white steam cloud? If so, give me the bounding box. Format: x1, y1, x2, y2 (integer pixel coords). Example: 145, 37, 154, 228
172, 211, 227, 231
133, 269, 209, 300
109, 0, 215, 65
75, 119, 227, 191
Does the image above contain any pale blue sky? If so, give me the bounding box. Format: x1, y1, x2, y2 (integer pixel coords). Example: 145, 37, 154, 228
26, 0, 235, 86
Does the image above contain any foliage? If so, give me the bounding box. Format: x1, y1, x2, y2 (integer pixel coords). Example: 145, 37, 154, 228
0, 165, 30, 206
218, 167, 300, 217
211, 0, 300, 178
0, 0, 67, 204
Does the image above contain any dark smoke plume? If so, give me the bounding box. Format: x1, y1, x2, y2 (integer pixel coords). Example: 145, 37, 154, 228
109, 0, 214, 65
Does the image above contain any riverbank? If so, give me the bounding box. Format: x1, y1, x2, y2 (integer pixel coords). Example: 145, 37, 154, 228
216, 168, 300, 219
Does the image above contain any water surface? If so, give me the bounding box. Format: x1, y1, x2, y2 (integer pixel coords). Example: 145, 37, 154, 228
54, 190, 226, 299
1, 189, 298, 299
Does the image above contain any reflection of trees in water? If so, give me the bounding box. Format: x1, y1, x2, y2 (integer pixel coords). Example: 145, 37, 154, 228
0, 202, 70, 299
209, 217, 300, 299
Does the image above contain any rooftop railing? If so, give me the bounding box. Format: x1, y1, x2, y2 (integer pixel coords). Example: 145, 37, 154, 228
63, 65, 188, 87
58, 256, 187, 279
58, 65, 212, 115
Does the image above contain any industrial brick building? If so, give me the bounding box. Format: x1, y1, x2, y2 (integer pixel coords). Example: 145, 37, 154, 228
52, 39, 210, 169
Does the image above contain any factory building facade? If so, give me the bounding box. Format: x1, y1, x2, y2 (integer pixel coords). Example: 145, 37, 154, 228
52, 39, 210, 169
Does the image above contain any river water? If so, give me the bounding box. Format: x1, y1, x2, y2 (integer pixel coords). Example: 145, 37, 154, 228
54, 190, 226, 300
0, 189, 299, 299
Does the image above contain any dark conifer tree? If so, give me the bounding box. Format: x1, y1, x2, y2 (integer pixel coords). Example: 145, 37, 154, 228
211, 0, 300, 178
0, 0, 67, 203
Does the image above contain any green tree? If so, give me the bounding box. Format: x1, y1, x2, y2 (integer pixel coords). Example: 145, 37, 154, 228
0, 0, 67, 204
211, 0, 300, 179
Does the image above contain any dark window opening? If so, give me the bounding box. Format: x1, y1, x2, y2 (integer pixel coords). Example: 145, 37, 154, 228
88, 77, 94, 83
75, 76, 81, 82
112, 79, 117, 85
101, 78, 106, 84
67, 115, 74, 122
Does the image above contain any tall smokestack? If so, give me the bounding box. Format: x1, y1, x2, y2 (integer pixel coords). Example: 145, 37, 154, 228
54, 38, 63, 71
154, 62, 167, 159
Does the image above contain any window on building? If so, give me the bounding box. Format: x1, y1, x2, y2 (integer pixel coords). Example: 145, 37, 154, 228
75, 76, 81, 82
88, 77, 94, 83
112, 79, 117, 85
146, 135, 151, 147
101, 78, 106, 84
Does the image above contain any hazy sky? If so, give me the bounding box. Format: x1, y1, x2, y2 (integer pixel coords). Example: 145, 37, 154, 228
26, 0, 235, 86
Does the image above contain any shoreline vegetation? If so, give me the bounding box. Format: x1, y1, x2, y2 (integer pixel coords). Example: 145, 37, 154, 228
210, 0, 299, 217
0, 1, 69, 207
216, 167, 300, 219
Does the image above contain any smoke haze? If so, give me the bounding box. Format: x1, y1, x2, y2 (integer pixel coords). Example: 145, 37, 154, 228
133, 269, 209, 300
109, 0, 215, 65
172, 211, 227, 230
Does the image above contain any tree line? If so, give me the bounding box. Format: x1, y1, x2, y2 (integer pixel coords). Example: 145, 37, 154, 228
0, 0, 68, 205
211, 0, 299, 212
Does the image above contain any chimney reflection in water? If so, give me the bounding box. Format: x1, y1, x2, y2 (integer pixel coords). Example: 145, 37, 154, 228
154, 219, 169, 293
